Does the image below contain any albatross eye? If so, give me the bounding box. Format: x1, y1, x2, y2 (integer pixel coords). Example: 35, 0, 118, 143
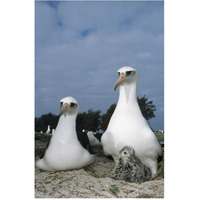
70, 102, 76, 107
124, 151, 127, 155
60, 102, 63, 107
126, 71, 132, 76
118, 72, 120, 77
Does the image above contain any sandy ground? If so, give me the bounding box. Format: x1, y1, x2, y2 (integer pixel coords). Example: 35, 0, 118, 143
35, 144, 164, 198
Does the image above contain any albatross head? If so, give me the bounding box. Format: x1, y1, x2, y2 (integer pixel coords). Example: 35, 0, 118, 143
119, 146, 136, 164
119, 146, 142, 165
59, 96, 79, 116
114, 66, 138, 91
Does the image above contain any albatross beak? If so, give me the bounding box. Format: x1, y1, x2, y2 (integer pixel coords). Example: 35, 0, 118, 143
114, 72, 127, 91
59, 103, 70, 116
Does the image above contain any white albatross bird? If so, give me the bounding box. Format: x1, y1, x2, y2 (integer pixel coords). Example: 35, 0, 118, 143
36, 96, 95, 171
101, 66, 162, 177
46, 125, 51, 134
87, 131, 101, 146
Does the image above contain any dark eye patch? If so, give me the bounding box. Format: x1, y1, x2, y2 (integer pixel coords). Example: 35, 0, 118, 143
126, 71, 132, 76
118, 72, 120, 77
60, 102, 63, 107
124, 151, 127, 155
70, 102, 76, 107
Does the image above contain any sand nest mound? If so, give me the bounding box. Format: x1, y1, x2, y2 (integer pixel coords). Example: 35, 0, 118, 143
35, 155, 164, 198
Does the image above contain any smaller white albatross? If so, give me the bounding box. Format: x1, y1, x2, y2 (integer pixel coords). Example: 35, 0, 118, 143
87, 131, 101, 146
36, 96, 95, 171
46, 125, 51, 134
101, 66, 162, 178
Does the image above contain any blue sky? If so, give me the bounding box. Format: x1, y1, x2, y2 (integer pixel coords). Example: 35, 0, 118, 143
35, 0, 164, 130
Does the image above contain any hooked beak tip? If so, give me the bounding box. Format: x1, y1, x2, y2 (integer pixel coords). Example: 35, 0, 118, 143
114, 72, 126, 91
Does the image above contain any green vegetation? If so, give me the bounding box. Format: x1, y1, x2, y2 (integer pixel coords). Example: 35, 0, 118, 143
35, 132, 52, 142
109, 185, 119, 194
155, 132, 164, 138
35, 147, 47, 158
138, 95, 156, 120
35, 132, 52, 158
100, 104, 116, 131
76, 109, 101, 132
35, 113, 59, 133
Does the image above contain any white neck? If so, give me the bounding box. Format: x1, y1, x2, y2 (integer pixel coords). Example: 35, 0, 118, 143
54, 114, 77, 139
118, 81, 137, 105
116, 81, 142, 115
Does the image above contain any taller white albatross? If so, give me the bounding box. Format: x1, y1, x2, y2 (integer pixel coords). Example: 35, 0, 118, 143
101, 66, 162, 178
36, 96, 95, 171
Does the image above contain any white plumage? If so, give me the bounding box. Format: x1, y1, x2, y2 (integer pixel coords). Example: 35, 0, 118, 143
46, 125, 51, 134
36, 96, 95, 171
101, 66, 162, 177
87, 131, 101, 146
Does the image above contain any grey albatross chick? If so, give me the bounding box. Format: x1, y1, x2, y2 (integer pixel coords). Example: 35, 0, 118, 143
110, 146, 151, 182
